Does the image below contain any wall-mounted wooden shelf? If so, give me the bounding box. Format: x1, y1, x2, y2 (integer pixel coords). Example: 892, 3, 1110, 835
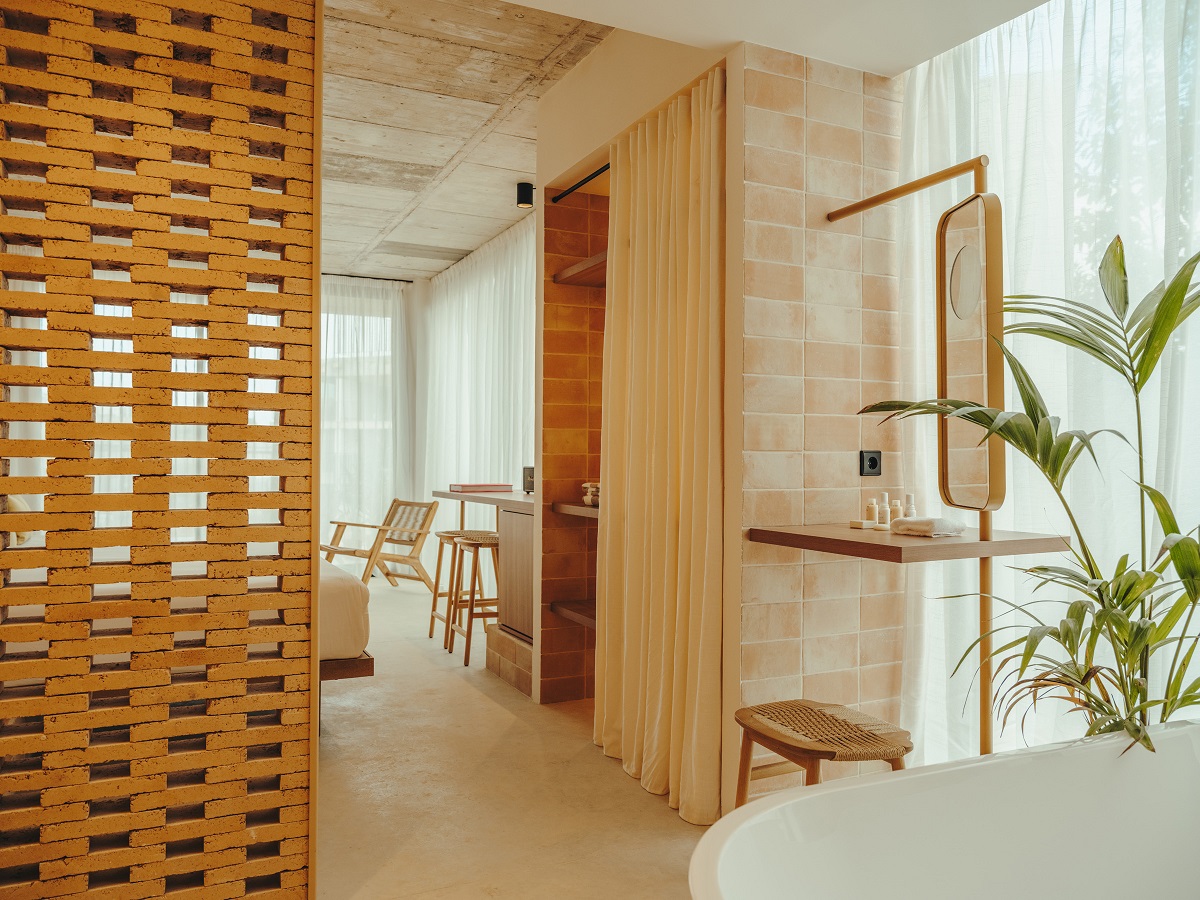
552, 250, 606, 287
550, 598, 596, 630
551, 502, 599, 519
747, 524, 1069, 564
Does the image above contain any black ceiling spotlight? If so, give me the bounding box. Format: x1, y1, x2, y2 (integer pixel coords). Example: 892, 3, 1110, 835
517, 181, 534, 209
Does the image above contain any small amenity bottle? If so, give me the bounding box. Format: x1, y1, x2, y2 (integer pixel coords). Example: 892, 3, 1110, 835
904, 493, 917, 518
891, 499, 903, 522
877, 494, 892, 527
865, 499, 878, 524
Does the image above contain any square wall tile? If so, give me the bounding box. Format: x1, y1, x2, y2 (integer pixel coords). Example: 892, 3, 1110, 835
806, 58, 863, 93
745, 69, 806, 116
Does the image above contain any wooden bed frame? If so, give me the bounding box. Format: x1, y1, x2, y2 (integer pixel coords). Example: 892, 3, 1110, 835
319, 652, 374, 681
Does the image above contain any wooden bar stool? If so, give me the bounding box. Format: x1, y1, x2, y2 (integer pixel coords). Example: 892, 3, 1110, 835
429, 529, 469, 646
734, 699, 912, 807
447, 530, 500, 666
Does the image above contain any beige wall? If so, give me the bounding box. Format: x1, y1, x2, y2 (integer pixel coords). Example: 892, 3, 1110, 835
537, 29, 727, 188
728, 44, 910, 800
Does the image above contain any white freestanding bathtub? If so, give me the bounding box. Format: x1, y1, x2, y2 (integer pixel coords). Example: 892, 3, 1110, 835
691, 721, 1200, 899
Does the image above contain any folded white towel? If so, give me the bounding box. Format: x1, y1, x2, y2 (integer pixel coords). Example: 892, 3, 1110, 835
891, 517, 967, 538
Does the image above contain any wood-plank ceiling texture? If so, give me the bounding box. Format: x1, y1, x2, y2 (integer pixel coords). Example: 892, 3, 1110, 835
322, 0, 610, 280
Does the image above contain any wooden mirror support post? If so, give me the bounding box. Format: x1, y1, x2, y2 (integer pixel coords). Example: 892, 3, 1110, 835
828, 156, 1004, 755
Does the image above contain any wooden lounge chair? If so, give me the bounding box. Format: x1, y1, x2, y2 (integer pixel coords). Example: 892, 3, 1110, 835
321, 499, 439, 590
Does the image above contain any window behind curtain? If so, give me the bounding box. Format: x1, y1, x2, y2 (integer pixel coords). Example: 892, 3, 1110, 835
897, 0, 1200, 763
319, 275, 414, 546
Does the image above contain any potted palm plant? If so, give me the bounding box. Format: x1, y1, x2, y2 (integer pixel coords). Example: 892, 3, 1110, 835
862, 237, 1200, 748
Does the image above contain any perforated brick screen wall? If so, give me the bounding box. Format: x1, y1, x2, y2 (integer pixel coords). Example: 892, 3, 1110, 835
0, 0, 316, 894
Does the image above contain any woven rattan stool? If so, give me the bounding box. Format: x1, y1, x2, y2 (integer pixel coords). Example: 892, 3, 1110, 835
447, 531, 500, 666
734, 699, 912, 807
429, 530, 470, 647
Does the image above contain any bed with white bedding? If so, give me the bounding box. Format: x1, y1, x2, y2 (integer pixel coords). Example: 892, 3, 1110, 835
318, 560, 373, 680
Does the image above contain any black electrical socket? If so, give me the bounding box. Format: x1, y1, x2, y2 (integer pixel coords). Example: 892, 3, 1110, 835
859, 450, 882, 476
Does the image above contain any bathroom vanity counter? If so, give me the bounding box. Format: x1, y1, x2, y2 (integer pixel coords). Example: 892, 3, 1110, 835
747, 524, 1069, 563
748, 521, 1072, 756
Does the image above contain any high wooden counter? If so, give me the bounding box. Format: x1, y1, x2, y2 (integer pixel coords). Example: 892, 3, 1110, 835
432, 490, 535, 643
432, 489, 535, 519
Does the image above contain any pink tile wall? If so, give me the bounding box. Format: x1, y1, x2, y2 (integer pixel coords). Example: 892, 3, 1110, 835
739, 46, 909, 783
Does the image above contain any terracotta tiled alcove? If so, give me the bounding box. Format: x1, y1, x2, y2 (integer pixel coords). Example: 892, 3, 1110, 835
539, 189, 606, 703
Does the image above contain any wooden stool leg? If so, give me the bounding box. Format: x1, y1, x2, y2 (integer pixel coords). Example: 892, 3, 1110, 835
447, 544, 466, 654
463, 546, 481, 667
444, 544, 460, 649
889, 756, 906, 771
801, 758, 821, 786
735, 731, 754, 808
429, 539, 446, 639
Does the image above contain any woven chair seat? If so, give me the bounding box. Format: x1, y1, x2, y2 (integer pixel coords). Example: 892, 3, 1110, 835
736, 700, 911, 762
455, 530, 499, 547
435, 529, 471, 541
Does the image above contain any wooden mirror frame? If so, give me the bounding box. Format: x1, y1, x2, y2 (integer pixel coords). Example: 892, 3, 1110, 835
936, 192, 1006, 512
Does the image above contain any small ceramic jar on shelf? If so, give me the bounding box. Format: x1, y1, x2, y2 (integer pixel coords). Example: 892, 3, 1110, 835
582, 482, 600, 507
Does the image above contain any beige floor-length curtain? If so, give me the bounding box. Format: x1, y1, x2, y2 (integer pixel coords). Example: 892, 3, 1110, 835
594, 67, 725, 825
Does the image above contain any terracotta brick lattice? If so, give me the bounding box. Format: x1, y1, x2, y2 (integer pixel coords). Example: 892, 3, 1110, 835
0, 0, 316, 895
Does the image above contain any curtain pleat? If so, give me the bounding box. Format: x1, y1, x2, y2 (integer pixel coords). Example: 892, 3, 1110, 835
595, 68, 725, 825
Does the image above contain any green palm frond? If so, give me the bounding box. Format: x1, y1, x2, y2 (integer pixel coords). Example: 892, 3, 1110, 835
860, 235, 1200, 748
1006, 237, 1200, 395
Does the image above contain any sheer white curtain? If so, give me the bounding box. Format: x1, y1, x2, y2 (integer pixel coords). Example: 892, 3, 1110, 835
410, 214, 537, 542
320, 275, 415, 547
898, 0, 1200, 763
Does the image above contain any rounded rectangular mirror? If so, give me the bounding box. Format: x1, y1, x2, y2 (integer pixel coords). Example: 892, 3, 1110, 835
936, 193, 1005, 511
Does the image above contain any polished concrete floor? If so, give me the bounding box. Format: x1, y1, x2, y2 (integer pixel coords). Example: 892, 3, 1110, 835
317, 580, 704, 899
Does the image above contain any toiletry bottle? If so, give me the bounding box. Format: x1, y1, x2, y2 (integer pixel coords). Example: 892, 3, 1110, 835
904, 493, 916, 518
877, 494, 891, 526
865, 499, 878, 524
891, 499, 903, 522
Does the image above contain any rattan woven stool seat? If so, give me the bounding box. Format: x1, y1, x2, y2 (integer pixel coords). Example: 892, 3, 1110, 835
435, 529, 470, 540
734, 699, 912, 807
448, 531, 499, 666
455, 530, 499, 547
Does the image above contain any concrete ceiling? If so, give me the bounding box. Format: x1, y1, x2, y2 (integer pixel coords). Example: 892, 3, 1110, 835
321, 0, 610, 281
509, 0, 1048, 77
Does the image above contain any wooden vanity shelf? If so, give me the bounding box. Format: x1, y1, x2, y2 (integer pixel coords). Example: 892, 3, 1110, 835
747, 524, 1069, 564
551, 501, 599, 519
550, 598, 597, 630
552, 249, 607, 287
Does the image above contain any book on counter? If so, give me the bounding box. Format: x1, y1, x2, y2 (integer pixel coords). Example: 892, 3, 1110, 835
448, 483, 513, 493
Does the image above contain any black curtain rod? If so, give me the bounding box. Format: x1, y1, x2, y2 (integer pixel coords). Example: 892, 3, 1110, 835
322, 272, 414, 284
551, 163, 610, 203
